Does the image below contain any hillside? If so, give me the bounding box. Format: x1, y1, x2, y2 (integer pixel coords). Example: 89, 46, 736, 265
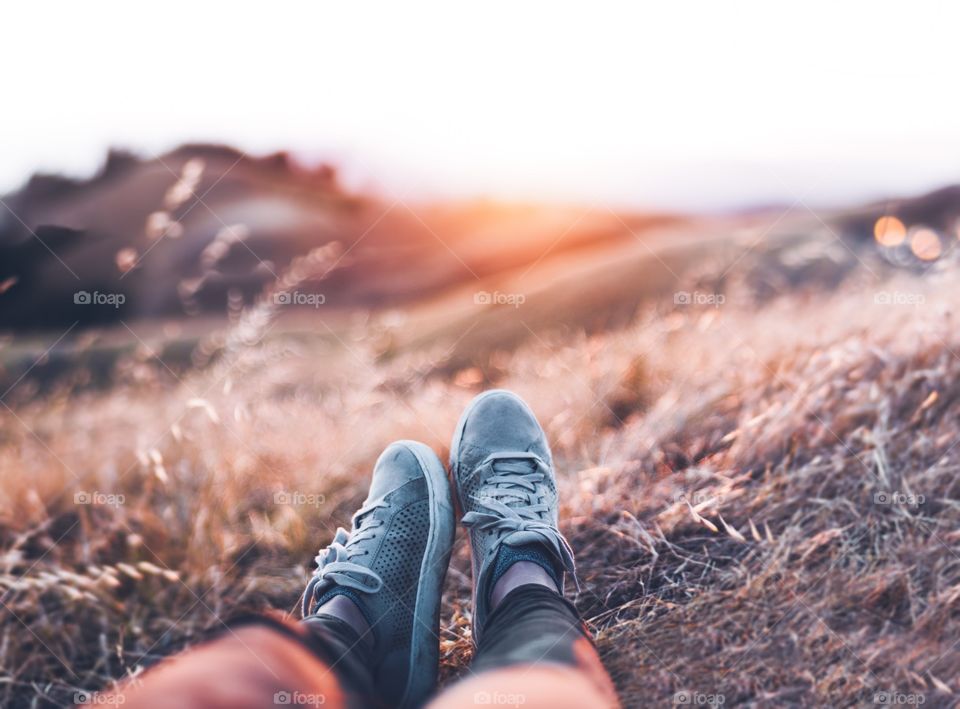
0, 145, 676, 329
2, 157, 960, 706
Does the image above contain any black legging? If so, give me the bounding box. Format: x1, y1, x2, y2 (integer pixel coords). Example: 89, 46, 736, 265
301, 584, 594, 706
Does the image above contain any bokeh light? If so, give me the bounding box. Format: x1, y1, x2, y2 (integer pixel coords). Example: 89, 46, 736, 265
874, 216, 906, 247
115, 248, 138, 273
910, 227, 942, 261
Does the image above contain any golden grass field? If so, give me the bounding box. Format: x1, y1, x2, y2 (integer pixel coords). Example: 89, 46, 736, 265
2, 191, 960, 707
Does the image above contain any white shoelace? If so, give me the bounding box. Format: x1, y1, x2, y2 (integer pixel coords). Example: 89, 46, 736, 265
461, 452, 579, 590
302, 500, 388, 615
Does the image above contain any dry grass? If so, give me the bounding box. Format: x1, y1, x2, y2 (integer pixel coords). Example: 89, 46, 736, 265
2, 259, 960, 707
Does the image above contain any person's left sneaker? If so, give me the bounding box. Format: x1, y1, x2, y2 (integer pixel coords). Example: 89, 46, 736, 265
302, 440, 455, 708
449, 389, 579, 645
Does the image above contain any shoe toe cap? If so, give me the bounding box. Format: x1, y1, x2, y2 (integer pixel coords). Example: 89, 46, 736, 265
460, 390, 550, 459
369, 442, 428, 500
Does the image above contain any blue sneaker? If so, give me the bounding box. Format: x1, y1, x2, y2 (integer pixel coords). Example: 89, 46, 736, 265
302, 441, 455, 708
449, 390, 578, 644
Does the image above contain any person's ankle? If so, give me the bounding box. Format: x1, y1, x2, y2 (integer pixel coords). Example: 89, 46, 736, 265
490, 560, 559, 610
314, 594, 371, 636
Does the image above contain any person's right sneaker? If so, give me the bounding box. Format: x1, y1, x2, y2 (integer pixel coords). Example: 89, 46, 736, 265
449, 389, 578, 644
302, 440, 454, 708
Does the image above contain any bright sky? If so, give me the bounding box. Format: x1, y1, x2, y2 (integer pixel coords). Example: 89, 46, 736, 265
3, 1, 960, 210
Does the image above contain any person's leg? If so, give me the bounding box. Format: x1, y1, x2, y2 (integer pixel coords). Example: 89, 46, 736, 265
301, 440, 456, 708
108, 440, 455, 709
430, 584, 618, 708
436, 390, 619, 708
105, 615, 366, 709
